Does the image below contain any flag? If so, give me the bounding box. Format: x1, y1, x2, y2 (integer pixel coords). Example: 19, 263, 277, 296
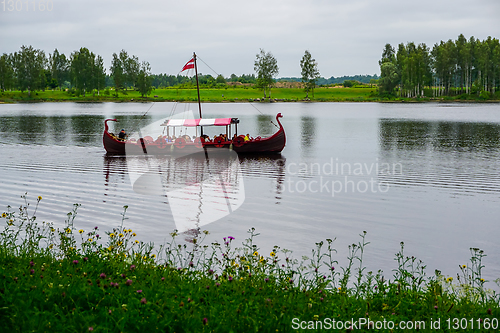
181, 58, 195, 72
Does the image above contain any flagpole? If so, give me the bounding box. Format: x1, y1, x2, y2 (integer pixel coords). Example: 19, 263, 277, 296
193, 52, 203, 137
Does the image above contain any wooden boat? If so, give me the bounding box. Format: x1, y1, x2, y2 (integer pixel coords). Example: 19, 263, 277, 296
103, 53, 285, 155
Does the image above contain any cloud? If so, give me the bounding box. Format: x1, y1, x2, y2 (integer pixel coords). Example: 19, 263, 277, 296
0, 0, 499, 77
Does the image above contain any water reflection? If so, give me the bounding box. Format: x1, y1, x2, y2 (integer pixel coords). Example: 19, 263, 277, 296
256, 115, 275, 137
379, 119, 500, 151
300, 116, 316, 152
378, 119, 500, 195
0, 114, 155, 147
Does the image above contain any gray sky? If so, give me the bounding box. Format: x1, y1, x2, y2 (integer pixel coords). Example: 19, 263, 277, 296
1, 0, 499, 78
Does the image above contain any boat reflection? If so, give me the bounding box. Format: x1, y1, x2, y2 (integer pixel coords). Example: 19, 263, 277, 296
103, 152, 286, 235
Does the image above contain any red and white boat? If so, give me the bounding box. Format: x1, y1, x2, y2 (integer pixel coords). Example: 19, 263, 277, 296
103, 53, 285, 155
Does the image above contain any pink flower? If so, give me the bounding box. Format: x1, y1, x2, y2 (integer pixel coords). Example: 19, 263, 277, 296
126, 279, 133, 286
203, 317, 208, 325
88, 327, 94, 331
130, 265, 136, 271
136, 289, 142, 293
140, 297, 147, 304
30, 269, 34, 275
99, 273, 106, 279
73, 260, 78, 265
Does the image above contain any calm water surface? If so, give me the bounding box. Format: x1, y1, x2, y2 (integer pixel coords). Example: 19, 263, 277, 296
1, 102, 499, 284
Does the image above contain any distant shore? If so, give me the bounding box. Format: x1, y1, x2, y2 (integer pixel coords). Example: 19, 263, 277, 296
1, 87, 499, 104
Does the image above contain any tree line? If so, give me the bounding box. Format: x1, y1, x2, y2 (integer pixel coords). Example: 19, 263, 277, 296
379, 34, 500, 98
0, 46, 153, 97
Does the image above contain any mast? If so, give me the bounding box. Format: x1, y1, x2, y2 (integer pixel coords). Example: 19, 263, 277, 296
193, 52, 203, 136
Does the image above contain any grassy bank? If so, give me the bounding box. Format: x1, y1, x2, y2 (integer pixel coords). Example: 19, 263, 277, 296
1, 195, 499, 332
2, 87, 498, 104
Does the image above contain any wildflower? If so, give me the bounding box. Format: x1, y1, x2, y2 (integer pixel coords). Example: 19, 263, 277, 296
110, 233, 115, 238
462, 265, 466, 269
94, 226, 98, 230
253, 251, 259, 256
88, 238, 93, 242
189, 261, 193, 267
100, 273, 106, 279
117, 241, 123, 246
136, 289, 142, 293
203, 318, 208, 325
265, 278, 269, 283
161, 277, 165, 281
331, 266, 335, 271
228, 276, 233, 282
30, 261, 35, 266
151, 254, 156, 258
140, 297, 147, 304
270, 251, 276, 257
126, 279, 133, 286
434, 305, 438, 310
130, 265, 136, 271
132, 233, 137, 237
1, 213, 6, 218
119, 233, 124, 238
88, 327, 93, 332
480, 278, 485, 282
79, 229, 84, 234
65, 228, 71, 233
446, 277, 453, 283
30, 269, 35, 275
135, 240, 139, 244
228, 236, 235, 240
73, 260, 78, 265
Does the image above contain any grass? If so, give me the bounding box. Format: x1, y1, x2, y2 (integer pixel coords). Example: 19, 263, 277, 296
1, 194, 499, 332
1, 86, 499, 104
0, 87, 377, 103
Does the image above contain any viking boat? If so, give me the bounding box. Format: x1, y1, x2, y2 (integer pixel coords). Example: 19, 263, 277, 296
103, 53, 286, 155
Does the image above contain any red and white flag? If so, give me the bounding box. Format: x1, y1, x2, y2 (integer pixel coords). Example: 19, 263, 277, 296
181, 58, 195, 72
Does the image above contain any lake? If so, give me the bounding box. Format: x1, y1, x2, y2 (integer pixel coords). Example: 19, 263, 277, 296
1, 101, 499, 285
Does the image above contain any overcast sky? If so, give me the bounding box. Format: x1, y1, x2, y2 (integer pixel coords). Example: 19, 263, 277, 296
1, 0, 499, 78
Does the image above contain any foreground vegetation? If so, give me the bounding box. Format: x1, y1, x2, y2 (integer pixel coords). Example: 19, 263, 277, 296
1, 86, 499, 104
1, 195, 499, 332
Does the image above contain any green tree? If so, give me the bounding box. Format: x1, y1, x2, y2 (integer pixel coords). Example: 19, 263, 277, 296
110, 52, 125, 95
378, 62, 399, 95
0, 53, 14, 92
300, 50, 320, 98
70, 47, 95, 96
216, 74, 226, 84
254, 49, 279, 98
14, 45, 46, 96
49, 49, 69, 90
94, 55, 106, 96
136, 61, 153, 97
124, 53, 139, 88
